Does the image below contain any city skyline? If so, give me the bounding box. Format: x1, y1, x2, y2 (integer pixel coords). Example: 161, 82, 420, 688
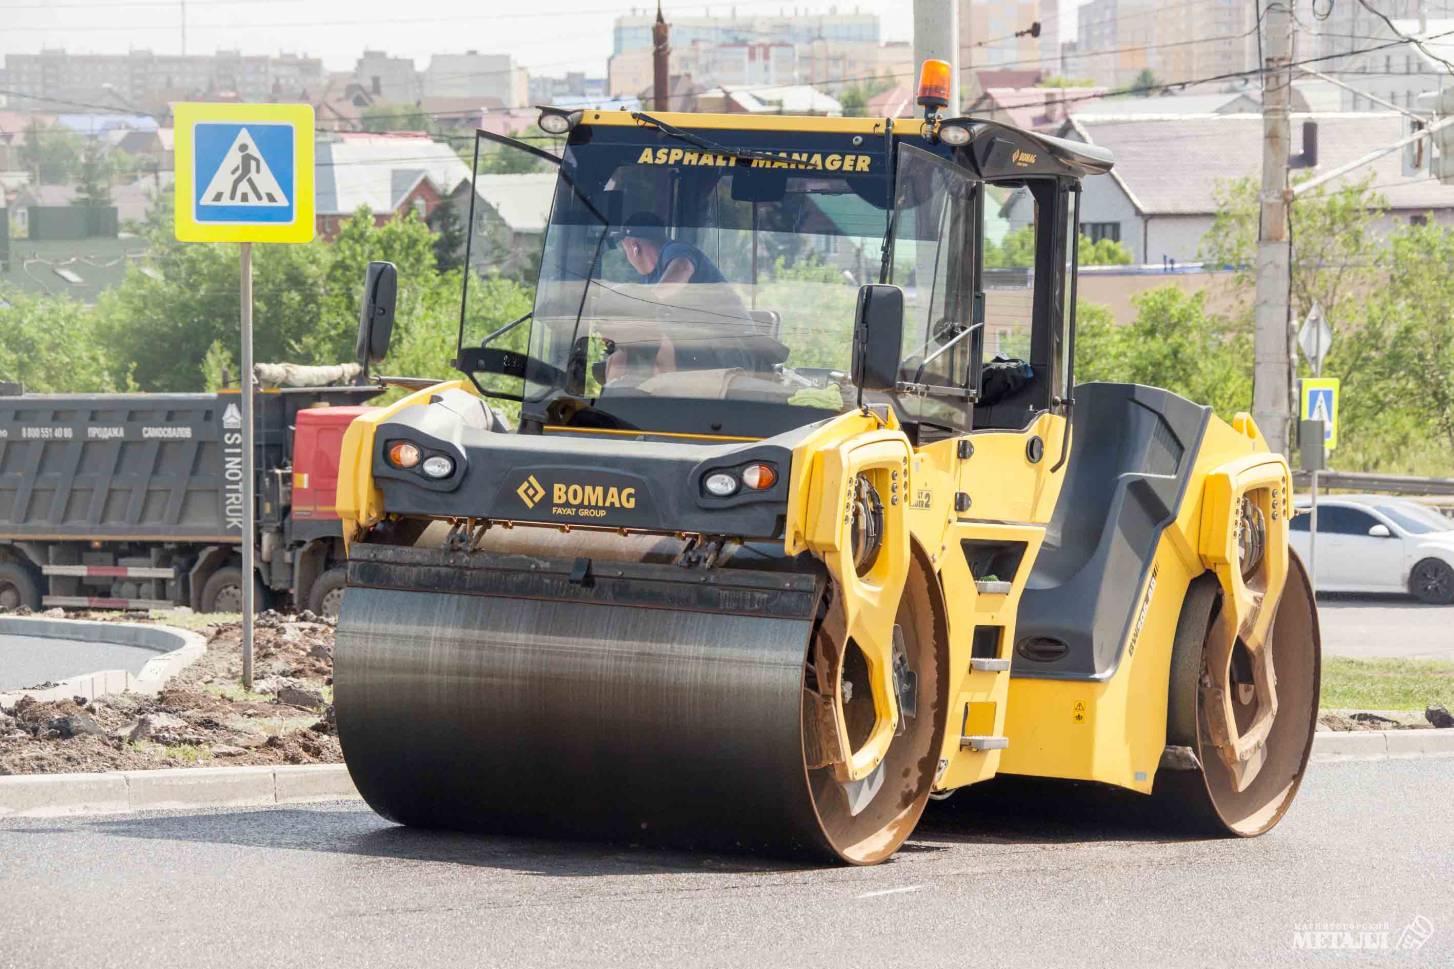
0, 0, 1090, 82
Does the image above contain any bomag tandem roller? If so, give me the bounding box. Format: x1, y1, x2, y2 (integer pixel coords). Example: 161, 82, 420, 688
331, 65, 1320, 864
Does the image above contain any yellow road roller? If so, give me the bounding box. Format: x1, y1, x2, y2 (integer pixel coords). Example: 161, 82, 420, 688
331, 64, 1320, 864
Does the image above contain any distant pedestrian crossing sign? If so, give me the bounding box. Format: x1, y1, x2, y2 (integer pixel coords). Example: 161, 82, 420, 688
1301, 377, 1340, 450
174, 102, 314, 243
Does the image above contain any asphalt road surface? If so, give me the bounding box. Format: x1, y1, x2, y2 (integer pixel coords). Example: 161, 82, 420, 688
1316, 596, 1454, 660
1, 757, 1448, 968
0, 634, 159, 691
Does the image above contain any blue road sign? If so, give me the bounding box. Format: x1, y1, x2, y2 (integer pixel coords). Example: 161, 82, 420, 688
193, 122, 295, 225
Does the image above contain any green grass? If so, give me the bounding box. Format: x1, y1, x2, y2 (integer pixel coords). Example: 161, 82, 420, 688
203, 682, 271, 703
147, 609, 240, 630
1320, 657, 1454, 711
161, 744, 213, 765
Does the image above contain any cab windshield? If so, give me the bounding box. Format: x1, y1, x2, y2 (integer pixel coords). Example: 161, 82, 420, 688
458, 120, 981, 437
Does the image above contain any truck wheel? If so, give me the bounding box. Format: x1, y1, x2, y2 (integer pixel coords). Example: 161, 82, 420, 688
200, 567, 266, 614
1410, 558, 1454, 605
307, 568, 348, 618
0, 562, 41, 612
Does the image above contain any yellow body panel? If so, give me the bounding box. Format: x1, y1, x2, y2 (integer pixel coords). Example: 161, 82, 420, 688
999, 414, 1287, 792
334, 380, 473, 546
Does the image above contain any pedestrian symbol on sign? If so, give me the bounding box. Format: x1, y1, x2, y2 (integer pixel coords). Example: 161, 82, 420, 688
193, 122, 294, 224
1300, 377, 1340, 451
200, 129, 285, 206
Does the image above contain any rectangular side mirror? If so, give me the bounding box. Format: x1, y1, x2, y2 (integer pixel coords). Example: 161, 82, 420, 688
851, 284, 904, 393
356, 261, 397, 366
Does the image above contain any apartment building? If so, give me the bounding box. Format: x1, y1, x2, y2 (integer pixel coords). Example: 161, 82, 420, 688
0, 49, 324, 114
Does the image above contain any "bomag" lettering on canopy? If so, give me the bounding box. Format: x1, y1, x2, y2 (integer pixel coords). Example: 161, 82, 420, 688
634, 147, 873, 172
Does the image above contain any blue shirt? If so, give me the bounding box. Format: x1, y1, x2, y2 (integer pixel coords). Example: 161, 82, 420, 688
643, 240, 727, 285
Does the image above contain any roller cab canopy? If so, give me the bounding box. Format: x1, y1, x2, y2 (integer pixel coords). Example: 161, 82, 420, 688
456, 109, 1115, 441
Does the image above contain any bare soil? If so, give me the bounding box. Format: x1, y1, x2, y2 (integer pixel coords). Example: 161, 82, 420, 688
0, 611, 340, 775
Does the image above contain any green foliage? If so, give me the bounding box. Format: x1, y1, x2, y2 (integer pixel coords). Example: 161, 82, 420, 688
1198, 173, 1452, 473
200, 340, 238, 391
1038, 75, 1096, 89
1, 200, 533, 397
836, 77, 893, 117
1129, 69, 1160, 96
73, 139, 115, 206
985, 226, 1133, 268
428, 197, 467, 272
0, 287, 120, 391
1076, 286, 1252, 418
477, 140, 549, 174
1363, 223, 1454, 457
361, 102, 433, 133
19, 120, 85, 185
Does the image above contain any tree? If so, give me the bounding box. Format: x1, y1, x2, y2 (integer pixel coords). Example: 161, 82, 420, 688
478, 139, 548, 174
361, 102, 432, 133
1076, 287, 1252, 418
1198, 174, 1408, 469
73, 139, 114, 207
0, 287, 118, 392
1361, 223, 1454, 465
1130, 69, 1160, 96
836, 77, 893, 117
1038, 75, 1095, 88
19, 120, 84, 185
428, 195, 468, 273
985, 226, 1133, 268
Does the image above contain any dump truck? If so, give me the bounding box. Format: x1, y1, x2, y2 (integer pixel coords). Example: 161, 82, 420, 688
330, 62, 1321, 863
0, 378, 378, 615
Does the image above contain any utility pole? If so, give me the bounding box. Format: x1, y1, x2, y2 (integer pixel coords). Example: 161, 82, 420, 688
652, 1, 670, 113
913, 0, 960, 113
1252, 1, 1294, 456
180, 0, 187, 56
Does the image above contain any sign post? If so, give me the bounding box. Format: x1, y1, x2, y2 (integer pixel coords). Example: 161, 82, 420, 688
174, 102, 314, 689
1299, 376, 1340, 594
1296, 305, 1335, 594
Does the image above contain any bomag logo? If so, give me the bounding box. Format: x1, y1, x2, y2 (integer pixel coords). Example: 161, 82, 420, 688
516, 474, 546, 508
1011, 148, 1037, 167
552, 482, 637, 515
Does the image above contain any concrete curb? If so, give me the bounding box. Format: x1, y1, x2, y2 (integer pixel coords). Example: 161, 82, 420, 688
1312, 727, 1454, 761
0, 616, 207, 710
0, 764, 357, 818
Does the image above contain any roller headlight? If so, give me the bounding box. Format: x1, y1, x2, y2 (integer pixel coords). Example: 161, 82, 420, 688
421, 455, 455, 479
939, 123, 971, 146
704, 472, 739, 497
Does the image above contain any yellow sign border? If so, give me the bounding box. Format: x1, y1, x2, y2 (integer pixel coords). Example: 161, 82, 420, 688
173, 102, 315, 244
1300, 376, 1341, 450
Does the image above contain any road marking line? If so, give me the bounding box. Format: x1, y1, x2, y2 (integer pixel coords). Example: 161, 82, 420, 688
857, 884, 923, 899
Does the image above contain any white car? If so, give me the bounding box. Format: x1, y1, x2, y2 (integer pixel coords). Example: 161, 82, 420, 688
1290, 495, 1454, 604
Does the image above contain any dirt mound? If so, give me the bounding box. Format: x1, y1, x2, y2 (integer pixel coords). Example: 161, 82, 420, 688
0, 614, 340, 775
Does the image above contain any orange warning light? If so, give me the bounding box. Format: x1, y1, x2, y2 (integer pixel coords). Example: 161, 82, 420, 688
916, 59, 952, 111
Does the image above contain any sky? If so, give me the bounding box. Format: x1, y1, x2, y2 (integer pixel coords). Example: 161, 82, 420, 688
0, 0, 1082, 78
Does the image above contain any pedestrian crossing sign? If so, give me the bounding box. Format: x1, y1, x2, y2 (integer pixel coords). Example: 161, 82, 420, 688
174, 102, 314, 243
1301, 377, 1340, 450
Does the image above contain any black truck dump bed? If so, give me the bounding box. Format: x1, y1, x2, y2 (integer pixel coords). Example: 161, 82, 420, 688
0, 389, 369, 541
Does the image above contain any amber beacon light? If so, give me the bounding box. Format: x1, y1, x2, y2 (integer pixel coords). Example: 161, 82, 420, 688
916, 59, 952, 114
